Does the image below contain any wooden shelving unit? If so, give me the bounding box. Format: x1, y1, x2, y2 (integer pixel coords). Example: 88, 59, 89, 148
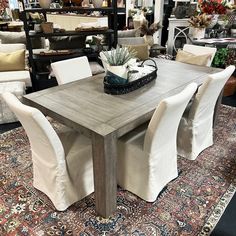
19, 1, 118, 91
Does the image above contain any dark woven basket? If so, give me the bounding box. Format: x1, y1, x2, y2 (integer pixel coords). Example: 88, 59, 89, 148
104, 58, 158, 95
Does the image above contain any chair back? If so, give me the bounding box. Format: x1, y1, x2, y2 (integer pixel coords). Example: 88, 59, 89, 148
51, 56, 92, 85
183, 44, 217, 67
144, 83, 198, 155
0, 43, 26, 53
2, 92, 64, 165
188, 65, 235, 122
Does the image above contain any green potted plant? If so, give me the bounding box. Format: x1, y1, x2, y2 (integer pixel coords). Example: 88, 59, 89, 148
101, 46, 136, 84
212, 48, 229, 68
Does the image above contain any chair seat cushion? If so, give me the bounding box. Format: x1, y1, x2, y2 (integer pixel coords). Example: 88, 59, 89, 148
0, 70, 31, 87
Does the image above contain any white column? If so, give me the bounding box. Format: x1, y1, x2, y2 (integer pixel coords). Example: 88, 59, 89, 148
125, 0, 134, 27
154, 0, 164, 44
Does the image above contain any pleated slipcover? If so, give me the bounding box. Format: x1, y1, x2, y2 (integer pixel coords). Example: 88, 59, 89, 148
177, 65, 235, 160
117, 83, 198, 202
2, 92, 94, 211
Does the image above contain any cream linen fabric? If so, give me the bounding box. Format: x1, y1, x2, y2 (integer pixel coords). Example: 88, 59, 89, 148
117, 83, 198, 202
177, 65, 235, 160
2, 93, 94, 211
51, 56, 92, 85
0, 71, 31, 87
0, 44, 31, 87
182, 44, 217, 67
176, 50, 212, 66
0, 81, 25, 124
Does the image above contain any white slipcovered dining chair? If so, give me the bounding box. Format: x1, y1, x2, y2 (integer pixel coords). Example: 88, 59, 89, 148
51, 56, 92, 85
2, 92, 94, 211
182, 44, 217, 67
117, 83, 198, 202
177, 65, 235, 160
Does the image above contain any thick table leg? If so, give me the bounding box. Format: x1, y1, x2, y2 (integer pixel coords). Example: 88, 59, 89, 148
91, 132, 117, 218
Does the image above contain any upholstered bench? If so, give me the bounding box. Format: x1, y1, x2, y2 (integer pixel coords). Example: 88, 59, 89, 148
0, 81, 25, 124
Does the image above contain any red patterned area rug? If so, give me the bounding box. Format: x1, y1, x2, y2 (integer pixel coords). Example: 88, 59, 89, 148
0, 105, 235, 236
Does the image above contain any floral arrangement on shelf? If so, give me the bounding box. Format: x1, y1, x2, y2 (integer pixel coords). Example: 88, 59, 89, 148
198, 0, 232, 15
188, 13, 212, 28
139, 20, 162, 36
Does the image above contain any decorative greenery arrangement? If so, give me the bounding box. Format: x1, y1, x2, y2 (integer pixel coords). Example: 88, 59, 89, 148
212, 48, 229, 68
102, 46, 136, 66
188, 13, 212, 28
198, 0, 231, 15
140, 20, 162, 36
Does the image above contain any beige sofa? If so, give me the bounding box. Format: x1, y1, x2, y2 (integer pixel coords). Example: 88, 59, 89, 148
0, 43, 31, 87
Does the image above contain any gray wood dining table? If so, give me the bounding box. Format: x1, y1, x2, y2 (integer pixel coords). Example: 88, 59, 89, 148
23, 58, 221, 218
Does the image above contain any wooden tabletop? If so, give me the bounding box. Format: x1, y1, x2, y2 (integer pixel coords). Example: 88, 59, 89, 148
24, 59, 219, 138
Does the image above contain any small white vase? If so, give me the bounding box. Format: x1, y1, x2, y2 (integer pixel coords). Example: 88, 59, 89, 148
92, 0, 103, 8
39, 0, 52, 8
191, 27, 206, 40
107, 65, 128, 80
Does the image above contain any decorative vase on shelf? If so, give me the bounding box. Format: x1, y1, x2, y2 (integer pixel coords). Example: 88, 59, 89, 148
144, 35, 154, 48
92, 0, 103, 8
191, 27, 206, 40
39, 0, 52, 8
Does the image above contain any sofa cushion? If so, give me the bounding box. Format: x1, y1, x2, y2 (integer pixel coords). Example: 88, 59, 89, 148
0, 49, 25, 71
0, 31, 45, 49
0, 43, 25, 52
176, 50, 212, 66
118, 29, 140, 38
118, 37, 145, 46
49, 36, 86, 50
0, 71, 32, 87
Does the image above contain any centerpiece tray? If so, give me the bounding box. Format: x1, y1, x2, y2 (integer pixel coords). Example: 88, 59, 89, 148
103, 59, 158, 95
